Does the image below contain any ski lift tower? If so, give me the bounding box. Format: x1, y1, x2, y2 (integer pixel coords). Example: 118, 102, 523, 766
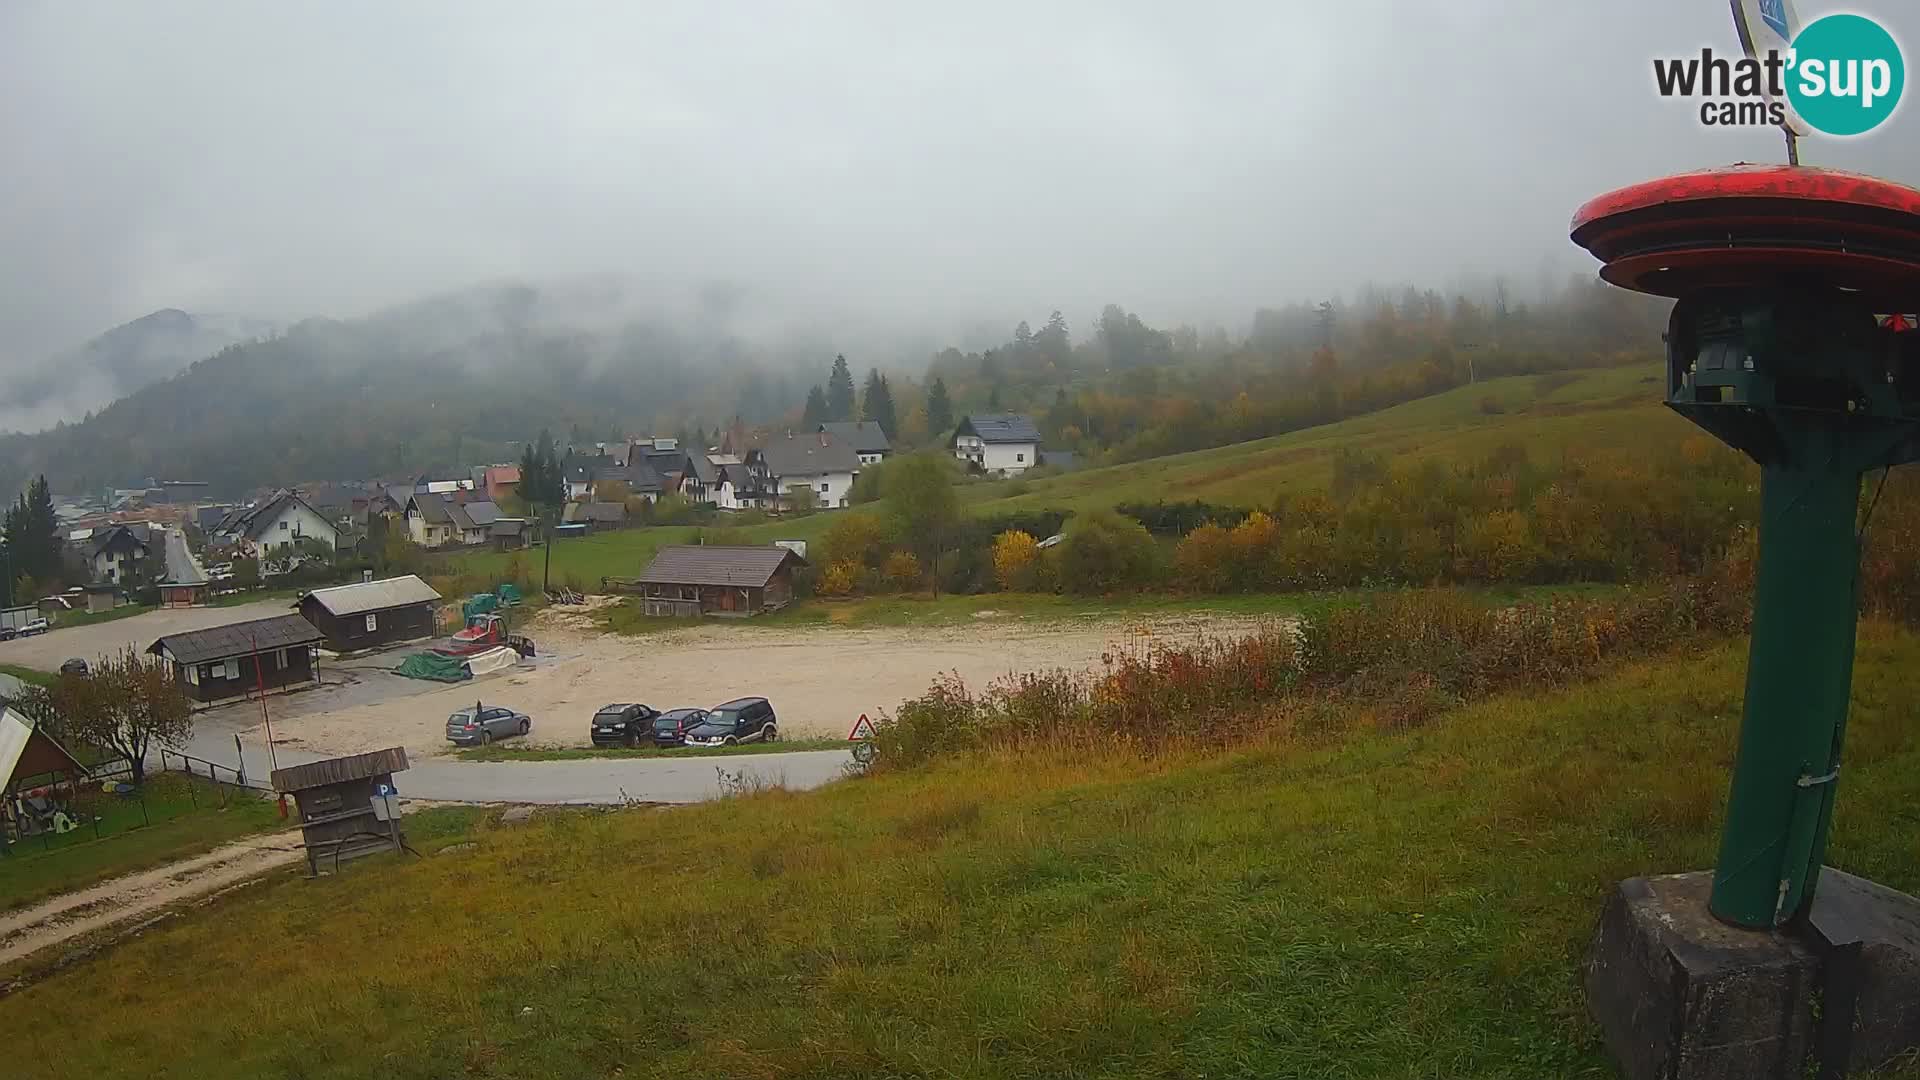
1572, 166, 1920, 1079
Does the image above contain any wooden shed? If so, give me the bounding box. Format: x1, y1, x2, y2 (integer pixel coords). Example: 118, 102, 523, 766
293, 575, 442, 654
147, 613, 325, 707
631, 545, 806, 618
270, 747, 409, 875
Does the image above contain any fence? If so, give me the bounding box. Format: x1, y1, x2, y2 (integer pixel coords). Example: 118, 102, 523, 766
1, 752, 271, 860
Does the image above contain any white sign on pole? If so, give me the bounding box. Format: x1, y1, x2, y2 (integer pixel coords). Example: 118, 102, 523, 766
1731, 0, 1811, 137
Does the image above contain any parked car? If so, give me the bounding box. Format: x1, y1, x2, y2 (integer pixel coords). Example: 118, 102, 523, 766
590, 702, 659, 748
651, 707, 708, 748
445, 703, 532, 746
18, 618, 49, 637
0, 626, 14, 642
683, 697, 778, 747
59, 658, 88, 676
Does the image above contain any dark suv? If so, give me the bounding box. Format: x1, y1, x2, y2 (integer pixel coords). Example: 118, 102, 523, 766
590, 703, 659, 748
683, 697, 778, 747
651, 707, 708, 747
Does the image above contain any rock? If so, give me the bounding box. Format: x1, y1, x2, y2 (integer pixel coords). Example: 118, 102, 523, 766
500, 806, 536, 824
436, 842, 478, 856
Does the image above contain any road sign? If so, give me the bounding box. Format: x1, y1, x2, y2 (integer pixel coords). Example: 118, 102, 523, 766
848, 713, 875, 740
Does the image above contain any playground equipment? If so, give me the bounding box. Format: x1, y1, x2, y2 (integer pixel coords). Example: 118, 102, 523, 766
1572, 165, 1920, 1079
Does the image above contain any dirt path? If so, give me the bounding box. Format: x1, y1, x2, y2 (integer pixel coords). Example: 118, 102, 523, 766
0, 832, 304, 970
260, 608, 1280, 761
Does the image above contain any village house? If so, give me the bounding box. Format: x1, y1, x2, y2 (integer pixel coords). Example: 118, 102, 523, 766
480, 464, 521, 502
950, 413, 1043, 476
746, 430, 862, 510
83, 523, 152, 585
214, 491, 340, 560
147, 612, 325, 707
563, 501, 628, 532
633, 545, 807, 617
818, 421, 892, 465
489, 518, 529, 551
404, 492, 497, 549
294, 574, 442, 653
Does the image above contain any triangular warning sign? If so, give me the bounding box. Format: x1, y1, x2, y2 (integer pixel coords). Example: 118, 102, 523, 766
848, 713, 876, 740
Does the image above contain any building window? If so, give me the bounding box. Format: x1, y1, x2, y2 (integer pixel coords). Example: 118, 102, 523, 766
279, 521, 289, 531
222, 658, 239, 680
274, 648, 287, 670
1016, 453, 1025, 462
819, 483, 829, 494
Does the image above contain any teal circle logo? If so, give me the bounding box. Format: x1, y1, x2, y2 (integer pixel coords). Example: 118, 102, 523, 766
1787, 14, 1905, 136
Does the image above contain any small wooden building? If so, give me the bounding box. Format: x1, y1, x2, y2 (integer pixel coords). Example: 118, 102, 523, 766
1, 705, 90, 845
633, 545, 806, 618
147, 613, 325, 707
294, 574, 442, 654
270, 747, 409, 875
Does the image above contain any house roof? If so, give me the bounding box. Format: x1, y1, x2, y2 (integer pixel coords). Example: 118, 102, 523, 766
296, 575, 441, 617
160, 528, 208, 586
749, 431, 863, 479
954, 413, 1042, 445
147, 613, 324, 666
818, 421, 892, 454
462, 500, 502, 527
86, 523, 151, 559
483, 465, 521, 486
489, 518, 526, 536
686, 453, 720, 485
637, 545, 807, 588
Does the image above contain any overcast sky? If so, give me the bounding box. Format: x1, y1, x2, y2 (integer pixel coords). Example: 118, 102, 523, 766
2, 0, 1915, 366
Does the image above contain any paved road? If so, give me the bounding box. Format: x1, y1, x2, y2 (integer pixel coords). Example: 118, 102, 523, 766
168, 716, 853, 805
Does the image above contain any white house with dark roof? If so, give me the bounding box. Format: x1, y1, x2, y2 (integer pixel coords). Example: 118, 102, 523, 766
215, 491, 338, 560
951, 413, 1042, 476
746, 431, 862, 510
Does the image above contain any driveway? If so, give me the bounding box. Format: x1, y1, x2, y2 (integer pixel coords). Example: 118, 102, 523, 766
0, 599, 292, 671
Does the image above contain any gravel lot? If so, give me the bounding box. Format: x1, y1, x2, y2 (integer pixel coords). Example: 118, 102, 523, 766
0, 599, 292, 671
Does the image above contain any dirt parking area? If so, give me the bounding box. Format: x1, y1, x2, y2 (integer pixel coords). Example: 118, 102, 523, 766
260, 608, 1280, 761
0, 599, 291, 671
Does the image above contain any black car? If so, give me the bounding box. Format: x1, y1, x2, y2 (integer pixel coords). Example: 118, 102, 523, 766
650, 707, 708, 748
590, 703, 660, 748
683, 697, 778, 748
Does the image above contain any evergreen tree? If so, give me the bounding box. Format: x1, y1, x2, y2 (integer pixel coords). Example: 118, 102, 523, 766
802, 385, 829, 427
4, 476, 62, 588
926, 377, 954, 438
827, 354, 856, 421
861, 369, 898, 438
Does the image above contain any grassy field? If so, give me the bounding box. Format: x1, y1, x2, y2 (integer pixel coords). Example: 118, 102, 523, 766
11, 625, 1920, 1078
0, 773, 287, 912
457, 737, 848, 762
0, 662, 53, 686
968, 363, 1679, 514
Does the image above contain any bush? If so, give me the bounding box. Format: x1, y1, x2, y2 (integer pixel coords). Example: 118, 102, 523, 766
1478, 394, 1507, 415
820, 512, 895, 570
881, 551, 922, 592
1057, 509, 1160, 595
816, 562, 858, 597
991, 530, 1041, 591
1116, 500, 1248, 535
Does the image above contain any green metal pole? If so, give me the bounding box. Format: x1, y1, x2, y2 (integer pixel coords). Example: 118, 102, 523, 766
1709, 454, 1862, 929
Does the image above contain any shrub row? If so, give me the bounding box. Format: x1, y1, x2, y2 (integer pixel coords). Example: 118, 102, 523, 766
872, 570, 1753, 769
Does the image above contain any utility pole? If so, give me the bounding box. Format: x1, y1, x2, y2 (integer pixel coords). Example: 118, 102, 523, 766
542, 506, 554, 595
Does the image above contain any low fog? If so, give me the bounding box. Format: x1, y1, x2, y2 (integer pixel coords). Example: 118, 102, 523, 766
2, 1, 1914, 396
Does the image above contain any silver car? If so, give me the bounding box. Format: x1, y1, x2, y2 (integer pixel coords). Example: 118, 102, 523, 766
446, 704, 531, 746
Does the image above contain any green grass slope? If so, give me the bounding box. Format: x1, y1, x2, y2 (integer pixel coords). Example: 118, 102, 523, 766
10, 626, 1920, 1079
972, 363, 1681, 514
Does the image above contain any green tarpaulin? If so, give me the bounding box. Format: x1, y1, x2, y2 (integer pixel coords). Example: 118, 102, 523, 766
462, 594, 499, 620
496, 584, 522, 606
395, 652, 471, 682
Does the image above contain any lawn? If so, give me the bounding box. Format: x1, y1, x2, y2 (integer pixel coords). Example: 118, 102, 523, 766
0, 662, 53, 687
0, 772, 287, 912
11, 626, 1920, 1078
456, 737, 848, 762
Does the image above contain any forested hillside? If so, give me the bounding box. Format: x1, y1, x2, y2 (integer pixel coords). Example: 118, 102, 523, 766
0, 275, 1668, 498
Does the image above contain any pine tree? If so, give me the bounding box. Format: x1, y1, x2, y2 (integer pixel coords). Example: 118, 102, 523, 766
861, 369, 898, 438
926, 377, 954, 438
802, 385, 829, 427
827, 354, 856, 421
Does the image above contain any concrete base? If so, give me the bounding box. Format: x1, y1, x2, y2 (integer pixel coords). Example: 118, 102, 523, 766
1586, 869, 1920, 1079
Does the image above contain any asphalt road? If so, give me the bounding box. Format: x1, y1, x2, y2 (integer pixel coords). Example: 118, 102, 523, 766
0, 598, 292, 670
169, 716, 853, 805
